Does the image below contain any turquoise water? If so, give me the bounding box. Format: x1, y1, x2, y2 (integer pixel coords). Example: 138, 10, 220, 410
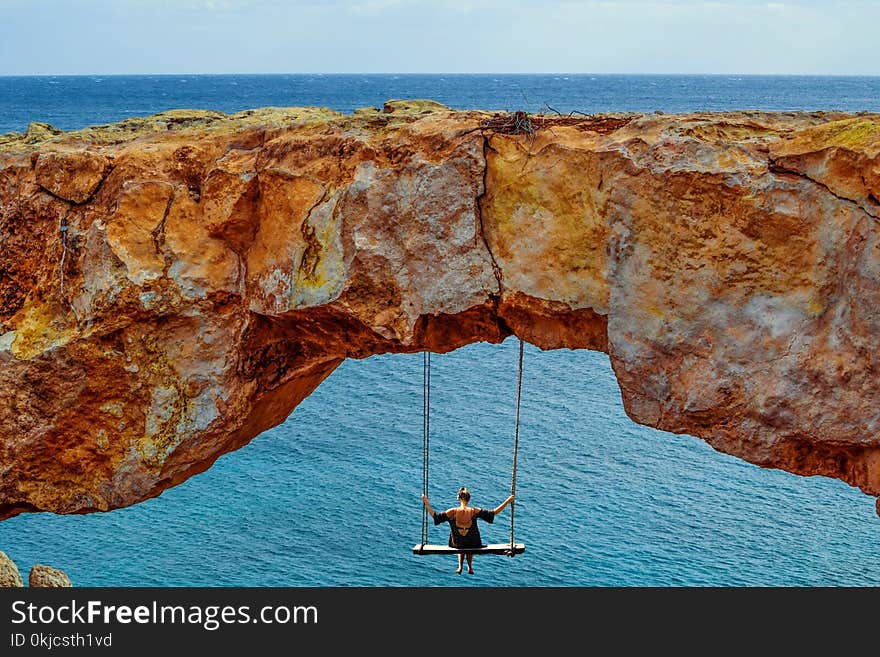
1, 75, 879, 586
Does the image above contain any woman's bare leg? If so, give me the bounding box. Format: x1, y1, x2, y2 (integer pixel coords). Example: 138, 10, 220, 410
455, 553, 463, 574
466, 553, 474, 574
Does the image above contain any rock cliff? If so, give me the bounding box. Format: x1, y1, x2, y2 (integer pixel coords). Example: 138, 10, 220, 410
1, 101, 878, 518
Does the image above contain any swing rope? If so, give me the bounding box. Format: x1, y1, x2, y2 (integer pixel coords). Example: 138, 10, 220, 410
420, 351, 431, 548
509, 338, 524, 552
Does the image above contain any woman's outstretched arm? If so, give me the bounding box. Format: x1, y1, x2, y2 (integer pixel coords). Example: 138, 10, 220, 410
493, 494, 515, 515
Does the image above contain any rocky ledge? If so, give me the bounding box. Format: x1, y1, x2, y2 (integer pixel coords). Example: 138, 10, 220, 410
1, 100, 878, 518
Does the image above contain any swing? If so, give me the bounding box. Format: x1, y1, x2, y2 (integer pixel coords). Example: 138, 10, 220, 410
412, 340, 526, 557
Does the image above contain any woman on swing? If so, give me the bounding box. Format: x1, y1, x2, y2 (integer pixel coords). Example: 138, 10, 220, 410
421, 487, 515, 574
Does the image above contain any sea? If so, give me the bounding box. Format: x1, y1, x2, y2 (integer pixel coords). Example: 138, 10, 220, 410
1, 74, 879, 587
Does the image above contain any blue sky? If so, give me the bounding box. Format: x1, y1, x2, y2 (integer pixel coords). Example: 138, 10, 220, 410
1, 0, 877, 75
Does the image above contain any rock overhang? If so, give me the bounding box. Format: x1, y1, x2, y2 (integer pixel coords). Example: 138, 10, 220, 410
0, 101, 878, 518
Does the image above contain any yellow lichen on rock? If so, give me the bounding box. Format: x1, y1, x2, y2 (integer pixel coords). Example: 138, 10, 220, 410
9, 297, 78, 360
482, 128, 613, 313
776, 117, 880, 156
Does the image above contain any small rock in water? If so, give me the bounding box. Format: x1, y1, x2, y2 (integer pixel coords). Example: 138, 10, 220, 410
0, 551, 23, 587
29, 564, 73, 587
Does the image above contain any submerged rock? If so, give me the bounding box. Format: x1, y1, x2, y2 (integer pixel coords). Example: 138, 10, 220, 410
0, 103, 878, 518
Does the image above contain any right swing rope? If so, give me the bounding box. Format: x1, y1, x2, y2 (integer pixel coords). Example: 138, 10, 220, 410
420, 351, 431, 549
508, 338, 524, 554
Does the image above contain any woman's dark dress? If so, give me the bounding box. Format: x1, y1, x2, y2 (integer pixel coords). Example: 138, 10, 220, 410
432, 507, 495, 549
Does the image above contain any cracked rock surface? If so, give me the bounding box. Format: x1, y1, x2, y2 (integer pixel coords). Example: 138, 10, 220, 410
1, 101, 879, 518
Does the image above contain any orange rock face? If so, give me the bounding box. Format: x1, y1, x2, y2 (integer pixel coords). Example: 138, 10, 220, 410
1, 102, 879, 518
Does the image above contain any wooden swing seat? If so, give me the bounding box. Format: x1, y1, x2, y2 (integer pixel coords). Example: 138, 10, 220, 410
412, 542, 525, 556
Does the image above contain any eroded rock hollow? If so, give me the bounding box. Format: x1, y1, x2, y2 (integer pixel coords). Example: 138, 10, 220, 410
1, 100, 879, 519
